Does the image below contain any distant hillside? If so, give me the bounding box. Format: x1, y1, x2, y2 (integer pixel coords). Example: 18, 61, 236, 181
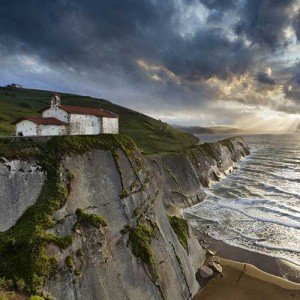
0, 86, 198, 154
175, 125, 244, 134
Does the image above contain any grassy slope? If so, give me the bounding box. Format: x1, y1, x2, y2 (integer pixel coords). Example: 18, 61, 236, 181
0, 87, 198, 154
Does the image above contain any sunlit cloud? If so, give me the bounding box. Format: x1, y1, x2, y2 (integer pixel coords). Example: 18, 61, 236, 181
0, 0, 299, 131
136, 59, 182, 84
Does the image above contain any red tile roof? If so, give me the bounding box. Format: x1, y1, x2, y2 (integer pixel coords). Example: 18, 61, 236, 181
39, 105, 118, 118
11, 116, 67, 126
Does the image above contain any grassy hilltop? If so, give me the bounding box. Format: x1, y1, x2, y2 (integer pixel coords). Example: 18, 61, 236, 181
0, 86, 198, 154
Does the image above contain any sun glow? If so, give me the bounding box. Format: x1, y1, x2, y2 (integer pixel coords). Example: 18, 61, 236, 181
234, 110, 300, 133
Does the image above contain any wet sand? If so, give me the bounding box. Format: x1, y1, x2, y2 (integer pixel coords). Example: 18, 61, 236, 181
208, 239, 300, 283
194, 227, 300, 283
194, 258, 300, 300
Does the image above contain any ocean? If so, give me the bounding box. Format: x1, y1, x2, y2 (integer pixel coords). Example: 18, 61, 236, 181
185, 134, 300, 266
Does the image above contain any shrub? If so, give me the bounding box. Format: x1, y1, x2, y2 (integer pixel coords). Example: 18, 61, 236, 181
65, 256, 74, 269
76, 249, 84, 257
127, 222, 157, 278
66, 170, 75, 181
76, 209, 107, 228
74, 269, 81, 276
28, 296, 45, 300
15, 278, 26, 292
0, 278, 13, 290
168, 215, 189, 249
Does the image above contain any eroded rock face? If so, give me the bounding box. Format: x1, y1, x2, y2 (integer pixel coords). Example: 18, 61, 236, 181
149, 137, 250, 213
44, 149, 205, 300
43, 138, 249, 300
0, 158, 45, 231
0, 137, 250, 300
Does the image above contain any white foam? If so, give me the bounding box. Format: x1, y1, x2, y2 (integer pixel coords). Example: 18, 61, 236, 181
271, 171, 300, 183
187, 134, 300, 268
216, 202, 300, 230
212, 238, 300, 267
254, 241, 300, 254
183, 211, 220, 224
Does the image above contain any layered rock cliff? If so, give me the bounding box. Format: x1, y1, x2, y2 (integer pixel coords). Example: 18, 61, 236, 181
0, 135, 249, 300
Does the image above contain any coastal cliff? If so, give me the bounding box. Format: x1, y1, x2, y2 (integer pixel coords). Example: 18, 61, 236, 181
0, 135, 249, 300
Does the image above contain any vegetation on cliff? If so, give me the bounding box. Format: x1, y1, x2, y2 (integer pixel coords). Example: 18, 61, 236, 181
122, 221, 158, 279
0, 87, 198, 154
168, 215, 189, 249
75, 209, 107, 228
0, 135, 136, 295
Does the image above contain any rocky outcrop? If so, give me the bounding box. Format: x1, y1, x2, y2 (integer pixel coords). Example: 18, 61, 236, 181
149, 137, 250, 212
0, 136, 250, 300
0, 158, 45, 231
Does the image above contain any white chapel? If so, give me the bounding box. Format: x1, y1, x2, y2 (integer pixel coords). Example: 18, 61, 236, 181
12, 94, 119, 136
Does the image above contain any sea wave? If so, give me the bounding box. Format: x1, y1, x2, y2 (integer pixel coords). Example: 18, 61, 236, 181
259, 182, 300, 199
216, 202, 300, 229
270, 172, 300, 183
254, 241, 300, 254
208, 237, 300, 267
188, 134, 300, 270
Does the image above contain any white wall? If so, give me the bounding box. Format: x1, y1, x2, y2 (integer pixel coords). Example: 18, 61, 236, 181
16, 120, 37, 136
35, 107, 119, 135
69, 114, 101, 135
102, 117, 119, 134
38, 125, 67, 136
42, 107, 69, 123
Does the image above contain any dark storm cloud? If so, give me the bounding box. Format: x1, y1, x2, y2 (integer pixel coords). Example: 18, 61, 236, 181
0, 0, 252, 83
235, 0, 297, 49
294, 9, 300, 40
162, 29, 254, 81
284, 62, 300, 101
0, 0, 299, 118
256, 72, 276, 85
199, 0, 236, 11
0, 0, 172, 70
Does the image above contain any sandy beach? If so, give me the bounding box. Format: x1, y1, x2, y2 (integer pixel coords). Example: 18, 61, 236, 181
208, 239, 300, 283
194, 258, 300, 300
193, 227, 300, 299
194, 228, 300, 283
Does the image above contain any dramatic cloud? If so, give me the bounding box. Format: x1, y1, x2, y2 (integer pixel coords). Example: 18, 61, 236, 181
235, 0, 298, 49
199, 0, 236, 11
256, 68, 276, 85
284, 62, 300, 101
292, 7, 300, 40
0, 0, 299, 129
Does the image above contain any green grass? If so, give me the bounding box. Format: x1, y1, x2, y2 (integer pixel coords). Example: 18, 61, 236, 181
127, 222, 158, 279
0, 86, 198, 154
168, 215, 189, 249
28, 295, 45, 300
65, 256, 74, 269
75, 209, 107, 228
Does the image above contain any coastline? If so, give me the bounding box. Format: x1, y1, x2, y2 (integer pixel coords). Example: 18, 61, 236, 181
206, 238, 300, 283
194, 258, 300, 300
190, 134, 300, 299
194, 227, 300, 283
192, 229, 300, 299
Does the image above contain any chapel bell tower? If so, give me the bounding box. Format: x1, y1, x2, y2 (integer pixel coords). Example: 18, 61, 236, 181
50, 93, 61, 108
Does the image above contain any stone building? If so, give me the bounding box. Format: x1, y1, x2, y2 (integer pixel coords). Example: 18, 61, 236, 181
12, 94, 119, 136
6, 83, 23, 89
